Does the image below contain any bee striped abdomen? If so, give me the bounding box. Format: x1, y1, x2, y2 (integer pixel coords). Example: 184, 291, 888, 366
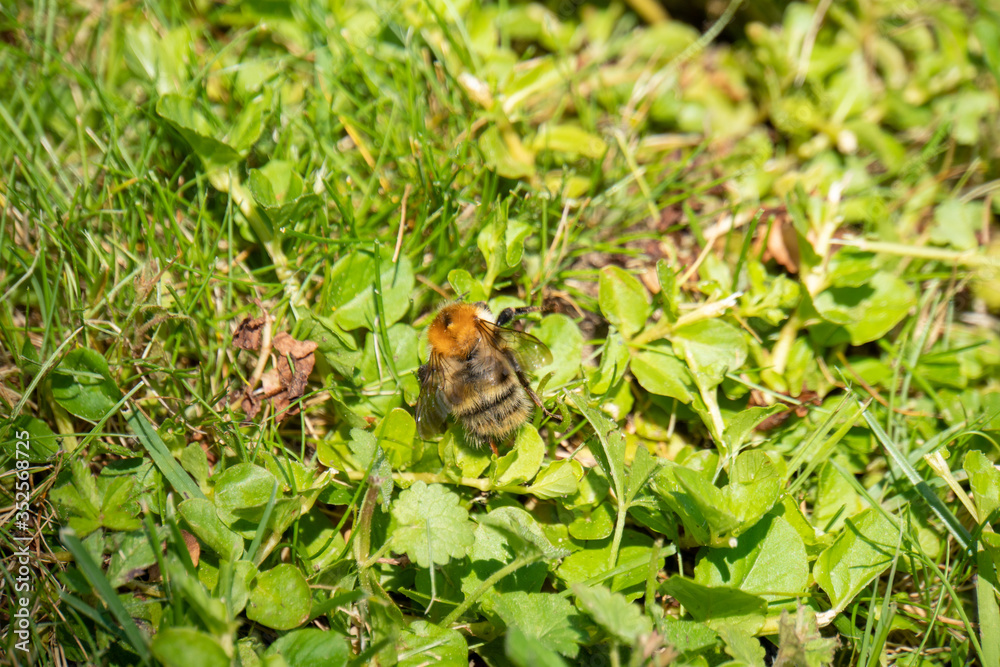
455, 383, 532, 442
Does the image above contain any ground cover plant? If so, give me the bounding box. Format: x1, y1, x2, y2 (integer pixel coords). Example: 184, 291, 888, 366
2, 0, 1000, 664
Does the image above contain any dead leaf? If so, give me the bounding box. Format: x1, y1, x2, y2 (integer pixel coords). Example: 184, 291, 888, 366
762, 208, 800, 273
233, 316, 267, 350
271, 332, 318, 418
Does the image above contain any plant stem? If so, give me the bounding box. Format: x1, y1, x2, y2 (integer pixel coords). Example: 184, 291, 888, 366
345, 470, 495, 492
608, 501, 628, 570
442, 555, 538, 627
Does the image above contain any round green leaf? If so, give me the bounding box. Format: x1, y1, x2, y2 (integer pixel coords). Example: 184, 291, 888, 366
247, 563, 312, 630
631, 345, 696, 403
390, 481, 475, 568
152, 627, 231, 667
51, 348, 122, 422
375, 407, 417, 468
566, 502, 615, 540
671, 319, 748, 389
812, 272, 916, 345
447, 269, 488, 302
526, 460, 582, 499
599, 266, 651, 339
533, 314, 583, 388
266, 628, 351, 666
493, 424, 545, 487
213, 463, 278, 526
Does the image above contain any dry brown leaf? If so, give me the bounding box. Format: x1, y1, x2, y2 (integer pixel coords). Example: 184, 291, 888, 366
232, 315, 267, 350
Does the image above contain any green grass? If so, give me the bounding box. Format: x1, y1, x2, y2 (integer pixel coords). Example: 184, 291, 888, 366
2, 0, 1000, 665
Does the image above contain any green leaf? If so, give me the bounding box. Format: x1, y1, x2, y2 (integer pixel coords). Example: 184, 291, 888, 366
440, 428, 492, 479
180, 443, 210, 490
213, 463, 279, 526
107, 529, 163, 588
179, 498, 244, 561
630, 343, 696, 404
569, 393, 625, 503
533, 314, 584, 388
295, 511, 347, 573
672, 319, 748, 389
557, 529, 663, 595
668, 465, 739, 542
329, 249, 414, 331
302, 314, 362, 379
397, 621, 468, 667
477, 506, 568, 562
624, 445, 659, 508
660, 617, 720, 654
813, 508, 898, 611
661, 576, 766, 634
599, 266, 651, 339
505, 625, 568, 667
493, 424, 545, 487
447, 269, 488, 302
51, 460, 102, 537
494, 592, 587, 658
652, 452, 780, 546
265, 628, 351, 666
527, 123, 607, 159
722, 406, 785, 454
773, 606, 838, 667
479, 125, 535, 179
4, 416, 60, 461
525, 459, 582, 499
390, 482, 475, 567
155, 94, 243, 169
573, 584, 653, 643
694, 515, 809, 601
825, 248, 881, 288
246, 563, 312, 630
152, 627, 230, 667
812, 272, 916, 345
247, 160, 321, 226
964, 450, 1000, 523
656, 259, 680, 321
61, 528, 152, 662
51, 348, 122, 422
565, 502, 615, 540
375, 407, 417, 469
589, 330, 630, 395
349, 427, 393, 511
722, 451, 782, 532
718, 626, 767, 666
459, 508, 553, 609
505, 220, 532, 268
101, 476, 142, 531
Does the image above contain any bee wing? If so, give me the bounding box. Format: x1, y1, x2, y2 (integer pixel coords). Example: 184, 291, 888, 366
416, 362, 449, 438
488, 323, 553, 371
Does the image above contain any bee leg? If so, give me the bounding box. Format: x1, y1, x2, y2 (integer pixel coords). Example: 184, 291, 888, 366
516, 368, 563, 423
489, 440, 499, 457
496, 305, 542, 327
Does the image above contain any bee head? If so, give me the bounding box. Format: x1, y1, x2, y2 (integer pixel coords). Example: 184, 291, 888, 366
428, 302, 492, 358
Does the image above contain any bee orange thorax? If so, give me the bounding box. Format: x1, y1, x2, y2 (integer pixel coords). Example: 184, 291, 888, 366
427, 304, 488, 358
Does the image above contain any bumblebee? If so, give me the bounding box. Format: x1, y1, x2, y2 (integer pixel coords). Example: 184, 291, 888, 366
416, 301, 554, 452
